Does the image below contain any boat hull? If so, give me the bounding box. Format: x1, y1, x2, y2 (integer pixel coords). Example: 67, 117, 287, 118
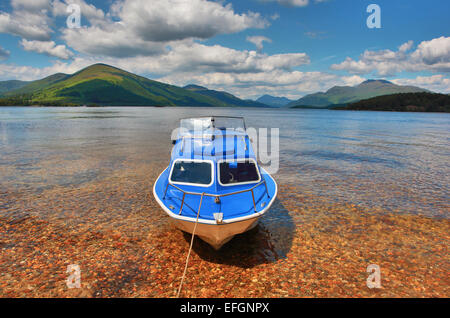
171, 216, 260, 250
153, 166, 277, 249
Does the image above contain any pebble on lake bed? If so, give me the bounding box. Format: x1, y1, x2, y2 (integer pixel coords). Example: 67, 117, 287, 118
0, 174, 449, 298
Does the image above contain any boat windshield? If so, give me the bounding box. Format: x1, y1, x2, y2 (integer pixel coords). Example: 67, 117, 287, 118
170, 160, 213, 186
180, 117, 246, 133
219, 160, 260, 186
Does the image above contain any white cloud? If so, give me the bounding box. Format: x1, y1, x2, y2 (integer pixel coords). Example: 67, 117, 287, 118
0, 46, 10, 60
0, 11, 52, 41
399, 40, 414, 52
114, 0, 268, 42
0, 0, 53, 40
61, 0, 269, 58
61, 25, 168, 58
392, 75, 450, 94
80, 42, 311, 76
247, 36, 272, 51
20, 39, 73, 60
410, 36, 450, 66
142, 42, 309, 74
11, 0, 50, 11
0, 62, 68, 82
52, 0, 105, 25
331, 37, 450, 76
158, 69, 365, 99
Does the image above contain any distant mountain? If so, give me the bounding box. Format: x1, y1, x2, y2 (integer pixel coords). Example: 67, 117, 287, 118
0, 80, 29, 95
337, 92, 450, 113
256, 94, 293, 107
0, 64, 265, 107
289, 80, 430, 108
184, 84, 268, 107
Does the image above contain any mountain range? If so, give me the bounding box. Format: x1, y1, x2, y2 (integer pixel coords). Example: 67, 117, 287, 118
0, 64, 435, 109
0, 64, 268, 107
183, 84, 268, 107
288, 80, 429, 108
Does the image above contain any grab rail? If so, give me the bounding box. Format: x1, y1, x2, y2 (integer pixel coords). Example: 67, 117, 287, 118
163, 179, 270, 216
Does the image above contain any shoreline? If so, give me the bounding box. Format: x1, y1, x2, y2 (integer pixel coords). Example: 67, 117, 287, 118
1, 105, 450, 113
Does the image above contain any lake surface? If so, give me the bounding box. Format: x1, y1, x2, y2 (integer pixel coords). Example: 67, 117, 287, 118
1, 107, 448, 219
1, 106, 449, 298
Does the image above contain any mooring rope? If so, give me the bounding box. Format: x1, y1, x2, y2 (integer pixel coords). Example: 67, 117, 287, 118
176, 192, 205, 298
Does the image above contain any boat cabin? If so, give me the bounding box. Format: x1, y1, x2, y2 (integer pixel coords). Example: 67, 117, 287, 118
169, 117, 261, 193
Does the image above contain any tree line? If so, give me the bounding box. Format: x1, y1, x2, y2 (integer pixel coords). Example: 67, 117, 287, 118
342, 92, 450, 112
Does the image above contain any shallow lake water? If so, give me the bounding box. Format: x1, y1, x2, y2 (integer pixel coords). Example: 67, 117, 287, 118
0, 107, 449, 297
1, 106, 448, 218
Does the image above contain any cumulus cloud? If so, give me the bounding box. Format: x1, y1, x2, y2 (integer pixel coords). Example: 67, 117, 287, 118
114, 0, 268, 42
61, 0, 268, 58
247, 36, 272, 51
61, 25, 168, 58
52, 0, 105, 25
89, 42, 310, 75
20, 39, 73, 60
0, 12, 52, 41
410, 36, 450, 67
331, 37, 450, 76
0, 0, 53, 40
0, 62, 70, 82
399, 40, 414, 52
11, 0, 50, 11
0, 45, 313, 99
158, 69, 365, 99
0, 46, 10, 60
392, 75, 450, 94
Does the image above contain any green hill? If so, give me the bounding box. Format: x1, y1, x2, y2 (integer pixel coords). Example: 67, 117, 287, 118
5, 73, 70, 97
0, 64, 263, 107
184, 84, 269, 107
289, 80, 430, 108
0, 80, 29, 95
338, 92, 450, 112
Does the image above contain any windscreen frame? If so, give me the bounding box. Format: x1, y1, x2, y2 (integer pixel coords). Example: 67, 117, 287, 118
217, 158, 261, 187
169, 158, 215, 187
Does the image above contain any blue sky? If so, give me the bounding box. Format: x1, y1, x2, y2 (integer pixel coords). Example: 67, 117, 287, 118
0, 0, 449, 99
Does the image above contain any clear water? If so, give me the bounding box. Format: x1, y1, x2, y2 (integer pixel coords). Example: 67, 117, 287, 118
0, 106, 449, 219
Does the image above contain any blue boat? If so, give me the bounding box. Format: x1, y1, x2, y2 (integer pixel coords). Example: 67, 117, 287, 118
153, 117, 277, 249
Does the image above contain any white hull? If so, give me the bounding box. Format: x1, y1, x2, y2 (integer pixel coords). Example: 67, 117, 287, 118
153, 166, 277, 250
171, 217, 260, 250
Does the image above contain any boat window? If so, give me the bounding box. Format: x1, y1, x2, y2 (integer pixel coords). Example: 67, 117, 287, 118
170, 160, 212, 186
219, 160, 260, 185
